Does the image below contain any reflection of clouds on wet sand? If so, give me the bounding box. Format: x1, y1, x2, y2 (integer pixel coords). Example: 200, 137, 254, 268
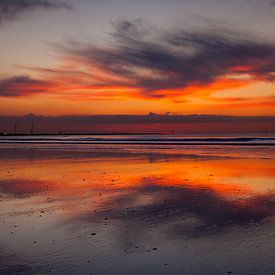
0, 179, 48, 198
0, 146, 274, 274
0, 145, 240, 164
1, 148, 274, 234
74, 181, 275, 235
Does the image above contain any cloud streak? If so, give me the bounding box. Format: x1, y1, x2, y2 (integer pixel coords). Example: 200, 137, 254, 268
67, 20, 275, 98
0, 76, 51, 97
0, 20, 275, 108
0, 0, 70, 24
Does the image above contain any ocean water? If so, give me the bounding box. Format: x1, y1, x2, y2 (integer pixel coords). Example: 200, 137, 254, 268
0, 133, 275, 145
0, 142, 274, 274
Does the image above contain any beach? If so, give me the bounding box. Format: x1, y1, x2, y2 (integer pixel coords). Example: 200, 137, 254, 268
0, 138, 274, 274
1, 0, 275, 273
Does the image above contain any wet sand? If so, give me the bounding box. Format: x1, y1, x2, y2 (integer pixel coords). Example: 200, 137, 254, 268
0, 144, 274, 274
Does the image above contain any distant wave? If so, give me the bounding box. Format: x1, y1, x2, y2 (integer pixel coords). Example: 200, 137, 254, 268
0, 135, 274, 146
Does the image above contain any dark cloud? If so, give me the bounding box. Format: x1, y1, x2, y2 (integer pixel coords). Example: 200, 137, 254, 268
1, 20, 275, 102
0, 76, 50, 96
0, 0, 70, 24
67, 20, 275, 97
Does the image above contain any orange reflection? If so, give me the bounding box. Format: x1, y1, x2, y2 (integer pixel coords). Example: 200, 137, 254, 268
0, 146, 274, 218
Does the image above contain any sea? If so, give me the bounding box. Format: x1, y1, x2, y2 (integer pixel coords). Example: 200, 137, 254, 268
0, 133, 274, 145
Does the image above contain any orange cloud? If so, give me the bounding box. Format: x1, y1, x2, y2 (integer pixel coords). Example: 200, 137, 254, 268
1, 21, 275, 116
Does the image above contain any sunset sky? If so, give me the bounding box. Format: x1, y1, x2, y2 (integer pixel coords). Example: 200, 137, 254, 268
0, 0, 275, 116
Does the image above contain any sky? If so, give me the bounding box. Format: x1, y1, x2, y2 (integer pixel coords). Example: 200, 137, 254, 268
0, 0, 275, 117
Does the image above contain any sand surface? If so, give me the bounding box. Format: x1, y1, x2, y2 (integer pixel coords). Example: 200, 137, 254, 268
0, 144, 274, 274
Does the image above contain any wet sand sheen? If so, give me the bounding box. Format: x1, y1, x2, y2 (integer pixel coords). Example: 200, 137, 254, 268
0, 145, 274, 274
